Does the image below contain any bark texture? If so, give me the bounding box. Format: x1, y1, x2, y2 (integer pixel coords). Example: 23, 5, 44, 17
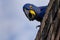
35, 0, 60, 40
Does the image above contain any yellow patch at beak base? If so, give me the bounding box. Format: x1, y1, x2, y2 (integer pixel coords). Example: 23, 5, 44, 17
29, 10, 36, 15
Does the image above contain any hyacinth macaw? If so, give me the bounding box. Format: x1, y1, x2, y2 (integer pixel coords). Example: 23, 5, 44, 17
23, 3, 48, 22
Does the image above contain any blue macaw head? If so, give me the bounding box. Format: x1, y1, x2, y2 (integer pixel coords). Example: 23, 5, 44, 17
23, 3, 47, 21
23, 3, 41, 21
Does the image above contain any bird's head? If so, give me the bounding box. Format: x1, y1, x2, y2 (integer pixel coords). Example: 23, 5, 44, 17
23, 3, 40, 21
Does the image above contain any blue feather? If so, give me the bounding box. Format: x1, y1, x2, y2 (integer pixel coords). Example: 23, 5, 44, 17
23, 3, 48, 21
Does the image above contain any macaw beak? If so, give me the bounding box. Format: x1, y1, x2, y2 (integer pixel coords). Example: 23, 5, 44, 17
23, 9, 36, 21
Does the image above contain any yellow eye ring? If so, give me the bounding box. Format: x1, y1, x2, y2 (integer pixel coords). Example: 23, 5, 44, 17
29, 10, 36, 16
30, 6, 32, 9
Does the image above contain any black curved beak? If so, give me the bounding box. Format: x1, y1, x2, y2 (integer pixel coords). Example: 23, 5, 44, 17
23, 9, 35, 21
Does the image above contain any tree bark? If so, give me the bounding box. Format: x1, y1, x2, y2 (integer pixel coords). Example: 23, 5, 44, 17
35, 0, 60, 40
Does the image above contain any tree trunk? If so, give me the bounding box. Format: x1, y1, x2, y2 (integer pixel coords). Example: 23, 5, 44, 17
35, 0, 60, 40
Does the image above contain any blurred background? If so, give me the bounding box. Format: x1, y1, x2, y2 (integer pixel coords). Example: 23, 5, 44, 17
0, 0, 49, 40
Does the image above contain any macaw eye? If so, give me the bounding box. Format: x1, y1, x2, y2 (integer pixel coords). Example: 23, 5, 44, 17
30, 6, 32, 9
